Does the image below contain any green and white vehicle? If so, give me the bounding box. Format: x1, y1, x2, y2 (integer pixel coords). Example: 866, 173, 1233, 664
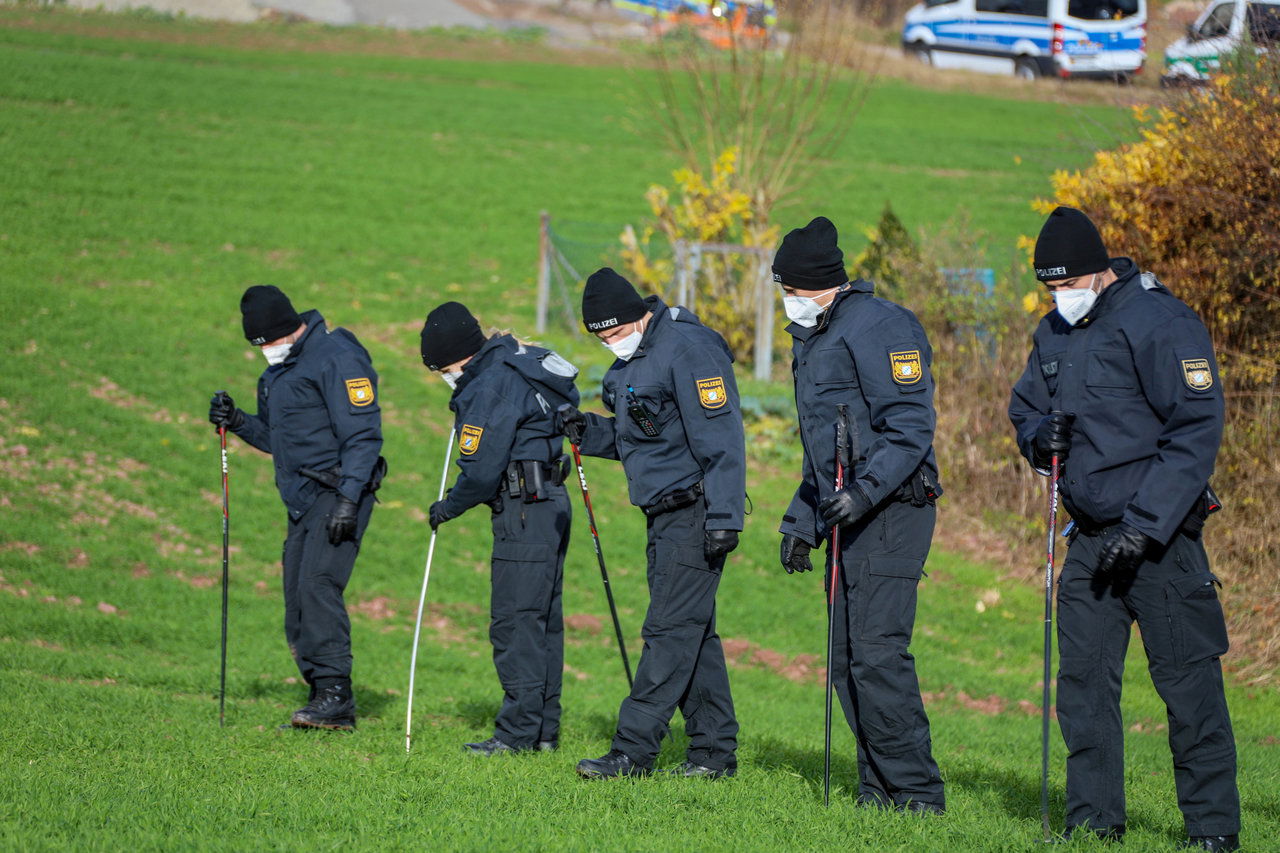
1162, 0, 1280, 84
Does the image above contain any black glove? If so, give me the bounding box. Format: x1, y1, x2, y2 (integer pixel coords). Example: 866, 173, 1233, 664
819, 484, 874, 530
1096, 523, 1152, 577
208, 391, 244, 431
326, 496, 359, 545
555, 403, 586, 446
1032, 411, 1075, 469
428, 500, 454, 531
780, 534, 813, 574
704, 529, 739, 559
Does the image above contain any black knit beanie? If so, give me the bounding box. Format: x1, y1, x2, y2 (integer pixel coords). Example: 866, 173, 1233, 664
581, 268, 648, 333
772, 216, 847, 290
241, 285, 302, 345
420, 301, 487, 370
1034, 207, 1110, 281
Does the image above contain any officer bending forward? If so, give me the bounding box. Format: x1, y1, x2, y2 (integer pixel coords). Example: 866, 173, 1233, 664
557, 268, 745, 780
1009, 207, 1239, 850
209, 285, 384, 731
775, 217, 946, 812
421, 302, 577, 755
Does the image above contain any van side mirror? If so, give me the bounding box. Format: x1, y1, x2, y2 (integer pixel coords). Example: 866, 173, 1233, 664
1185, 22, 1199, 40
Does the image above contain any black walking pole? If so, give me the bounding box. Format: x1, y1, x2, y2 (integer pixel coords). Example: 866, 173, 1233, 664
569, 441, 634, 688
218, 422, 230, 727
824, 404, 854, 807
1041, 454, 1061, 839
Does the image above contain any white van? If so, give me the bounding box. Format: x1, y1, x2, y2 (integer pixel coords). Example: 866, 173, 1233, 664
1161, 0, 1280, 84
902, 0, 1148, 80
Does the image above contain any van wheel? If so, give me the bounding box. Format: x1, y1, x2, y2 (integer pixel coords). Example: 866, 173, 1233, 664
1015, 57, 1039, 80
910, 43, 932, 66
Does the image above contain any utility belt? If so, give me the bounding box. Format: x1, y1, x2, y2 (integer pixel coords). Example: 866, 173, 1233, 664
887, 465, 942, 508
299, 456, 388, 497
1068, 485, 1222, 540
502, 456, 570, 504
642, 481, 703, 518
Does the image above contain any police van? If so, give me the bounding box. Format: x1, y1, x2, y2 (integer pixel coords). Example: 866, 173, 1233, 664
1161, 0, 1280, 85
902, 0, 1147, 80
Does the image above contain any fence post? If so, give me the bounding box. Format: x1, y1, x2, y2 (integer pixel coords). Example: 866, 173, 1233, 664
674, 240, 688, 307
536, 211, 551, 335
753, 251, 773, 381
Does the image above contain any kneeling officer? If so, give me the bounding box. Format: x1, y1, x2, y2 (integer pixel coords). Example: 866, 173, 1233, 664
208, 285, 384, 731
421, 302, 578, 755
557, 268, 745, 780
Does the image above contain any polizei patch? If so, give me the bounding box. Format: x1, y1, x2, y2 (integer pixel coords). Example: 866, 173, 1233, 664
459, 424, 484, 455
890, 350, 923, 385
697, 376, 727, 409
345, 377, 374, 407
1182, 358, 1213, 391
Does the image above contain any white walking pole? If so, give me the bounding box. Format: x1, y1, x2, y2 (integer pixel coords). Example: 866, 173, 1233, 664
405, 428, 455, 754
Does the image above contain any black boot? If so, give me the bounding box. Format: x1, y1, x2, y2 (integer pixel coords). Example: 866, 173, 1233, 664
897, 800, 945, 815
463, 737, 524, 756
661, 761, 736, 779
290, 679, 355, 731
537, 739, 558, 752
576, 749, 650, 779
1183, 836, 1240, 852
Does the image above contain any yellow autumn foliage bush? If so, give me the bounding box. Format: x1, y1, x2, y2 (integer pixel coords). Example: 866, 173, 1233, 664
620, 148, 780, 364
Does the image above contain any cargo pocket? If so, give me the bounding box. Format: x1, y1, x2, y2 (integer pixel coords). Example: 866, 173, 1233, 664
1166, 572, 1229, 667
491, 540, 554, 618
858, 555, 923, 644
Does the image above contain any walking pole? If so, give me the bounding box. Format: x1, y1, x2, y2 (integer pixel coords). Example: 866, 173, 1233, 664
825, 404, 853, 807
405, 428, 455, 754
569, 442, 633, 688
218, 424, 230, 727
1041, 455, 1061, 840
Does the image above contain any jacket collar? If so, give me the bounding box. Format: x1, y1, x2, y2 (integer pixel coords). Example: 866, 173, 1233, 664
784, 279, 872, 341
278, 309, 326, 366
451, 334, 509, 398
628, 295, 668, 362
1073, 258, 1138, 329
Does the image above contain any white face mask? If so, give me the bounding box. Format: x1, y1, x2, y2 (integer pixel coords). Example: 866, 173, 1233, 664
782, 287, 839, 328
441, 370, 462, 391
1053, 274, 1100, 326
602, 324, 643, 361
261, 342, 292, 365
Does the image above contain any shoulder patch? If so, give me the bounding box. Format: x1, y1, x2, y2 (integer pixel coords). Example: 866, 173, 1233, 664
1182, 358, 1214, 392
890, 350, 922, 385
345, 377, 374, 407
459, 424, 484, 455
696, 376, 727, 409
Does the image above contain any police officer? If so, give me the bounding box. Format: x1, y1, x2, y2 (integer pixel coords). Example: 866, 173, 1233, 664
420, 302, 577, 755
774, 217, 945, 812
556, 268, 745, 779
208, 285, 384, 730
1009, 207, 1239, 850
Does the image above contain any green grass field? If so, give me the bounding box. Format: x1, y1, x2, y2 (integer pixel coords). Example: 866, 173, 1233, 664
1, 7, 1276, 851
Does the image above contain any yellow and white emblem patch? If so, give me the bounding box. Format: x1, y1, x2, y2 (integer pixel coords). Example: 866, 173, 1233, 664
890, 350, 923, 385
459, 424, 484, 456
345, 377, 374, 407
1182, 358, 1213, 391
696, 377, 728, 410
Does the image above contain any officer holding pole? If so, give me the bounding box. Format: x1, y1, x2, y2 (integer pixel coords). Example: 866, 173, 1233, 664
1009, 207, 1239, 850
774, 217, 945, 812
556, 268, 745, 780
208, 285, 384, 731
420, 302, 578, 755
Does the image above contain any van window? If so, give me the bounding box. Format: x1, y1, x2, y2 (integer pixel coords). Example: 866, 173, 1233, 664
1248, 2, 1280, 43
977, 0, 1049, 13
1068, 0, 1139, 19
925, 0, 960, 6
1199, 3, 1236, 37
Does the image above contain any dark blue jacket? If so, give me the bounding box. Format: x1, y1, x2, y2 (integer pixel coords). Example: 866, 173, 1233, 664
1009, 259, 1224, 546
232, 309, 383, 518
443, 335, 581, 517
780, 281, 939, 547
578, 297, 746, 532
